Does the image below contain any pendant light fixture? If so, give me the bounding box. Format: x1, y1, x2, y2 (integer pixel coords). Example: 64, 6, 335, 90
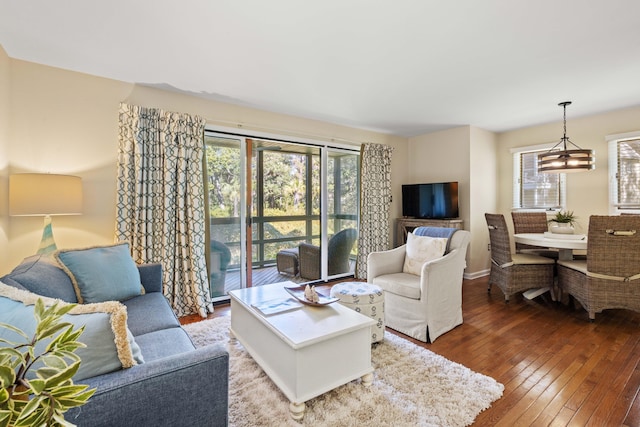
538, 101, 595, 173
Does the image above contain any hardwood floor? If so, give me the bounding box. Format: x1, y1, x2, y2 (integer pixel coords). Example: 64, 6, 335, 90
181, 276, 640, 426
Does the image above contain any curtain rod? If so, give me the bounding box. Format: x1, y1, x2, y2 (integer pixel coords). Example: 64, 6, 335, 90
205, 118, 370, 146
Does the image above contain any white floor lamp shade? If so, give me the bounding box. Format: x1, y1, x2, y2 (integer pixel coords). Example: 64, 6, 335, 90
9, 173, 83, 254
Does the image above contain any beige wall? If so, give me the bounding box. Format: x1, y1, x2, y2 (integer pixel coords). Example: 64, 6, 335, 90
408, 126, 498, 277
407, 127, 471, 230
1, 57, 408, 274
407, 126, 473, 272
496, 106, 640, 236
469, 126, 497, 276
6, 59, 133, 273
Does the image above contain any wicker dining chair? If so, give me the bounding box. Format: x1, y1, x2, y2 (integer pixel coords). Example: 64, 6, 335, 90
511, 211, 557, 257
557, 215, 640, 320
485, 213, 555, 302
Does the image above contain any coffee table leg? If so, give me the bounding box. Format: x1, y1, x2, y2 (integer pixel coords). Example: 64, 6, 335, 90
289, 401, 305, 421
362, 372, 374, 387
228, 328, 236, 343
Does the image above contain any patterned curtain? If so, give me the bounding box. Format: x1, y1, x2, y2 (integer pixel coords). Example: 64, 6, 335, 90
116, 103, 212, 317
356, 143, 394, 279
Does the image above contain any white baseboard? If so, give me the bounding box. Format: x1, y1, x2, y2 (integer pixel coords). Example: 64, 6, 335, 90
464, 269, 490, 280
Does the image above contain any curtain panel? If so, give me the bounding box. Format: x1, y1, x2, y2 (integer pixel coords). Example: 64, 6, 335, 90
116, 103, 212, 317
356, 143, 394, 279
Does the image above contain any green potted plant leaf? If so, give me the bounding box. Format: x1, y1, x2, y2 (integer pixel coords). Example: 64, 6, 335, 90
548, 210, 577, 234
0, 299, 95, 427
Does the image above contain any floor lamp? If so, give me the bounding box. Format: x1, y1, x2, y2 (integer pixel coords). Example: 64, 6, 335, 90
9, 173, 83, 255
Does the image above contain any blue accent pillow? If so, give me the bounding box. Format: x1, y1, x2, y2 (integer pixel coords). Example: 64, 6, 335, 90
55, 242, 144, 303
0, 281, 144, 381
2, 255, 78, 302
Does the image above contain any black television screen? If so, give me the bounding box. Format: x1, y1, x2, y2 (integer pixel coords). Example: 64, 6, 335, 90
402, 182, 459, 219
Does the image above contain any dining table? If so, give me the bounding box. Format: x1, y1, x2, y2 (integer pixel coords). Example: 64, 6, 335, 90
513, 232, 588, 301
513, 232, 587, 261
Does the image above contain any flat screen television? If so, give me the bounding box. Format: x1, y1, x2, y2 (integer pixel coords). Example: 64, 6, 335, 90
402, 182, 459, 219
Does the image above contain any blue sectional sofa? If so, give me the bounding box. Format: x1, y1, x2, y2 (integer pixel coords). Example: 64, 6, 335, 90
1, 251, 229, 427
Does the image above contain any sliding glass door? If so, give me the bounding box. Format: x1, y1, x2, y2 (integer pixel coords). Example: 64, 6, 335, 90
204, 130, 359, 301
204, 134, 245, 301
248, 139, 321, 285
319, 148, 359, 279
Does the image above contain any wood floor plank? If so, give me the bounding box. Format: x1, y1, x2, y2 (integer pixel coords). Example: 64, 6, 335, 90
513, 340, 591, 424
525, 323, 602, 425
493, 337, 578, 426
182, 276, 640, 426
590, 336, 640, 425
619, 360, 640, 426
528, 358, 586, 426
548, 406, 577, 427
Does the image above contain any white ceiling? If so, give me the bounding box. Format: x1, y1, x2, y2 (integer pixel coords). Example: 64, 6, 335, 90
1, 1, 640, 137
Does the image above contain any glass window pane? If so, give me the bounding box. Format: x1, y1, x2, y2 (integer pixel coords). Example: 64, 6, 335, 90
264, 220, 307, 240
205, 135, 242, 299
327, 150, 359, 277
520, 151, 561, 209
617, 139, 640, 207
262, 151, 308, 215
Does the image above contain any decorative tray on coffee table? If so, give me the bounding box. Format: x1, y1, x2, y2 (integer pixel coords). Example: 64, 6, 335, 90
284, 284, 339, 306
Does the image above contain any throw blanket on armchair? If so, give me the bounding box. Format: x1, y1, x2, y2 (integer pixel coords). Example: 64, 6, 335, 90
413, 226, 459, 253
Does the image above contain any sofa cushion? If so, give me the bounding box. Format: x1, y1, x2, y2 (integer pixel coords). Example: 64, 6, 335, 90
0, 281, 144, 381
137, 263, 163, 294
123, 293, 181, 337
134, 327, 195, 362
2, 255, 77, 302
55, 242, 145, 304
403, 233, 448, 276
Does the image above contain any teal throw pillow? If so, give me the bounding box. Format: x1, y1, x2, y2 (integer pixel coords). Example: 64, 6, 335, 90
55, 242, 144, 304
0, 281, 144, 381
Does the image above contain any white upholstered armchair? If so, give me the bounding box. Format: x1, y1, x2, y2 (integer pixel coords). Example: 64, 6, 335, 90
367, 228, 470, 342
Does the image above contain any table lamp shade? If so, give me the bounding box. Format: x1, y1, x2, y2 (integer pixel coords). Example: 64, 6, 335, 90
9, 173, 83, 254
9, 174, 83, 216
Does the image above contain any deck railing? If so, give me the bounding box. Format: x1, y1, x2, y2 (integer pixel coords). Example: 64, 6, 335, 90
210, 214, 357, 270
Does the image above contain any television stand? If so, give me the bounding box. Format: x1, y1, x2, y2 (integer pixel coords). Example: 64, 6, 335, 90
395, 218, 464, 247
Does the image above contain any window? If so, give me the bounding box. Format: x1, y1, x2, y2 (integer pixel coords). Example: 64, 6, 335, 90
512, 145, 566, 210
608, 131, 640, 214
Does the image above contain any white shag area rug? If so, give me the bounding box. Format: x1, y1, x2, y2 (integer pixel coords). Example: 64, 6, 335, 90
183, 317, 503, 427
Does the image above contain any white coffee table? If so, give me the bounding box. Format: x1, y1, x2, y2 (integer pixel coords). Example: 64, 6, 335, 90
228, 282, 375, 420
